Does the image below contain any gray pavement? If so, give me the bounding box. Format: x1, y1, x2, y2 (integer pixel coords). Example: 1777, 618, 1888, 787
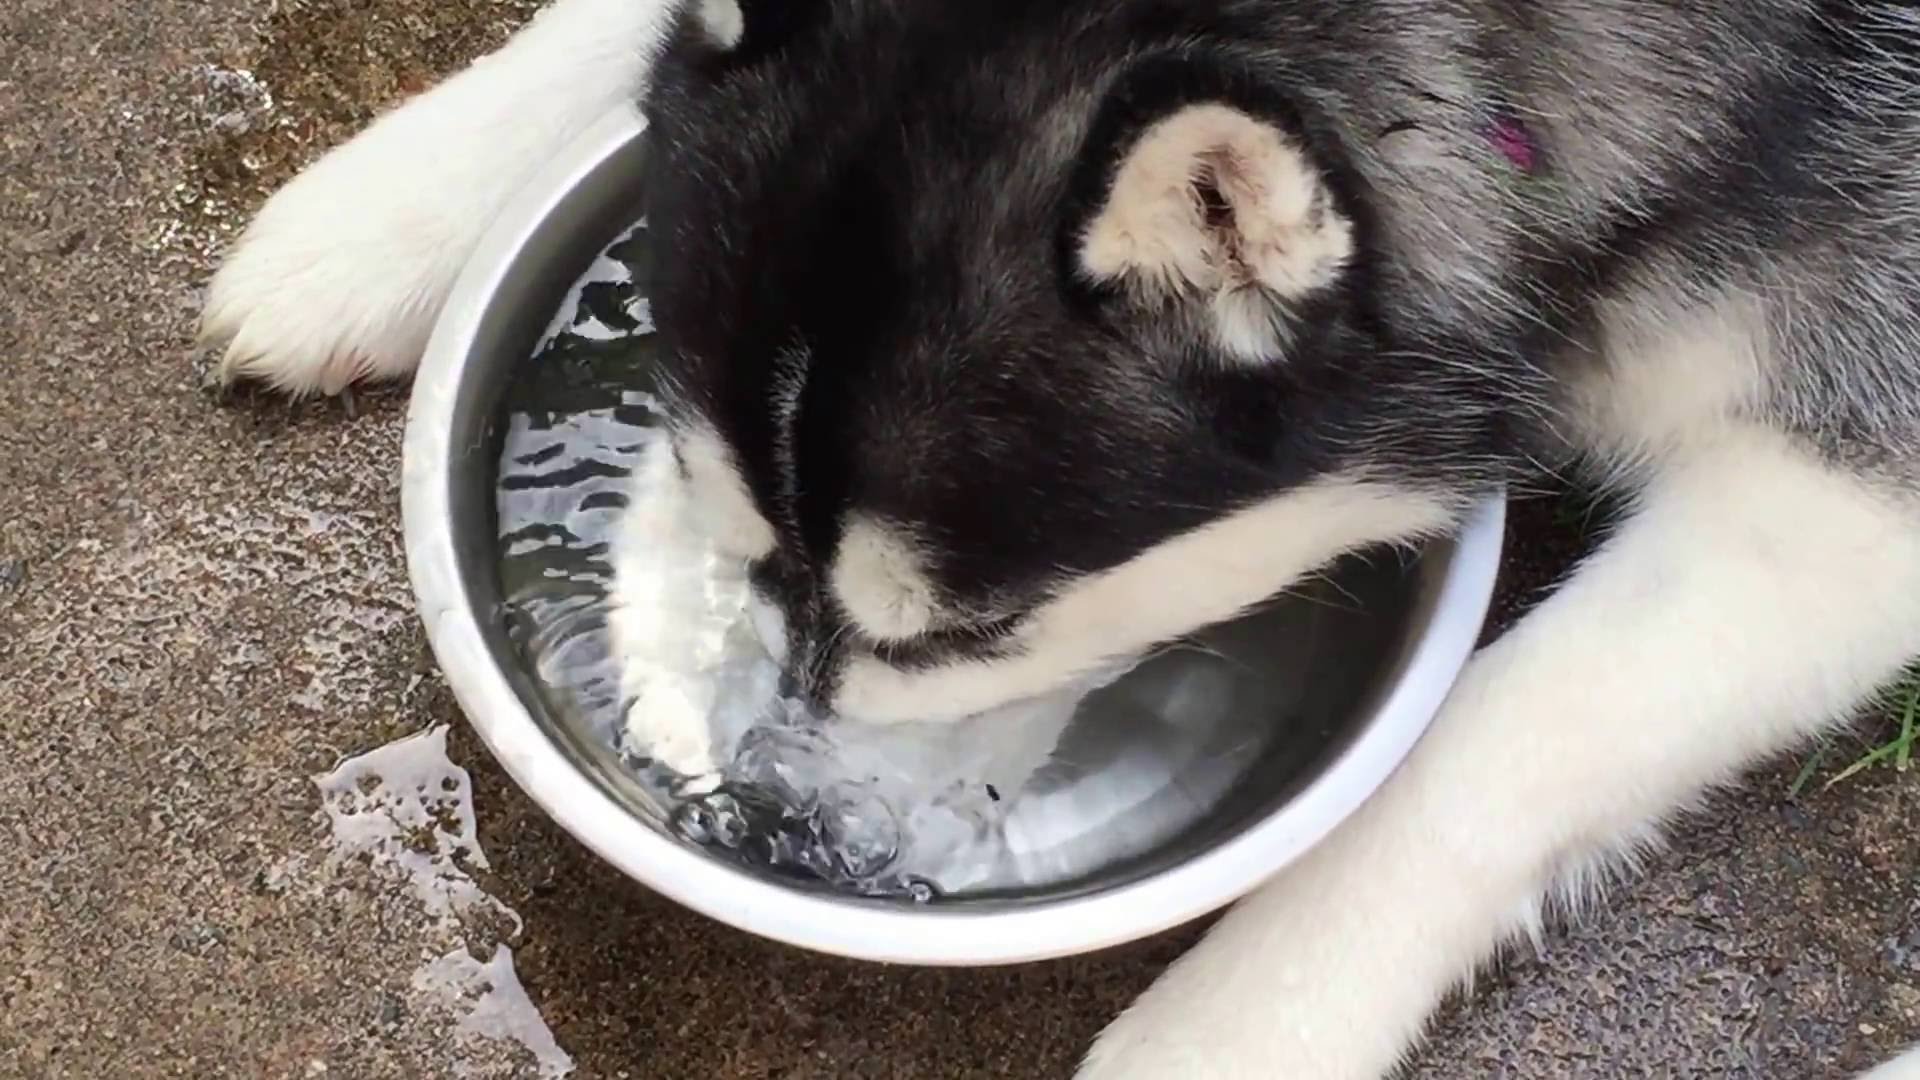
3, 2, 1916, 1077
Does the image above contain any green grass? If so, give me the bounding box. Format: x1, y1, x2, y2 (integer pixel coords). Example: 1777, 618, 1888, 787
1789, 668, 1920, 796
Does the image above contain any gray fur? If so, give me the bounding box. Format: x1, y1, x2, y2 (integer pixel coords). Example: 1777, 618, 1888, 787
641, 0, 1920, 712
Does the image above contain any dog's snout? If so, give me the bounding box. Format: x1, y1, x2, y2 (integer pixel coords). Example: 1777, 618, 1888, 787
775, 667, 802, 700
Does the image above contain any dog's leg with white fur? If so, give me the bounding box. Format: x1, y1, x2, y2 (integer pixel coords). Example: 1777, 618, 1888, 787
1864, 1046, 1920, 1078
199, 0, 683, 396
1080, 430, 1920, 1080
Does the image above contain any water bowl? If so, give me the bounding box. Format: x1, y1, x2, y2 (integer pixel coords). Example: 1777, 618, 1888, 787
401, 104, 1505, 965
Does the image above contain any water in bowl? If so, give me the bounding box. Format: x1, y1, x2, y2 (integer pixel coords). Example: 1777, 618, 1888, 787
494, 222, 1367, 903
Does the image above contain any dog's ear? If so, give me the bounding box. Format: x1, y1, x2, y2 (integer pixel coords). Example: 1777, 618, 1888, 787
1070, 100, 1356, 363
690, 0, 823, 60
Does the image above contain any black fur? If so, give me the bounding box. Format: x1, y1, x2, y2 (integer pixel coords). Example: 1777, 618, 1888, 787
641, 1, 1523, 687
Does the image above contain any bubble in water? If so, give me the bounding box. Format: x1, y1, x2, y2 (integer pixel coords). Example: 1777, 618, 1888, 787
668, 800, 716, 846
817, 792, 900, 880
667, 791, 742, 848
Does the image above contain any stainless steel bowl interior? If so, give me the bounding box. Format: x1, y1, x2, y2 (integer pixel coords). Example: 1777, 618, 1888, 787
403, 106, 1505, 965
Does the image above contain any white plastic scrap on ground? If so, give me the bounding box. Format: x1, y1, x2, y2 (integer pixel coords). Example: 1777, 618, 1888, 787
310, 724, 575, 1077
313, 724, 518, 932
414, 946, 577, 1080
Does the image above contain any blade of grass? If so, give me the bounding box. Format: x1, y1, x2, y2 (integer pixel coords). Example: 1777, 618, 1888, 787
1822, 737, 1907, 791
1896, 681, 1917, 773
1789, 745, 1826, 798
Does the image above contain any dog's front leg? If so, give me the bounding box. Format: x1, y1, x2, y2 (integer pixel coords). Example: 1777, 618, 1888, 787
200, 0, 685, 396
1080, 431, 1920, 1080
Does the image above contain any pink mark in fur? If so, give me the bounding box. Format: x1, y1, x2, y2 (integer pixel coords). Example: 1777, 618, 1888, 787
1485, 116, 1539, 175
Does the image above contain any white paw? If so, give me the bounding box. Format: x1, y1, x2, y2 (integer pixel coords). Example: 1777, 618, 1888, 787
199, 0, 672, 396
1860, 1046, 1920, 1079
198, 132, 475, 396
1075, 1014, 1227, 1080
1072, 750, 1504, 1080
1074, 922, 1432, 1080
1076, 983, 1307, 1080
1073, 899, 1383, 1080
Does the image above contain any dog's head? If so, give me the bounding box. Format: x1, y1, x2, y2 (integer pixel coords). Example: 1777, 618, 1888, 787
635, 0, 1484, 723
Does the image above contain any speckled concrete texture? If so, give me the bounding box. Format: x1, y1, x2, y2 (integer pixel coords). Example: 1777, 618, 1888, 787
2, 3, 1916, 1078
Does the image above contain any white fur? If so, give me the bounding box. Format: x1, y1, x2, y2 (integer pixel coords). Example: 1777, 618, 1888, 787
831, 517, 941, 640
694, 0, 745, 48
199, 0, 685, 395
1078, 103, 1354, 362
834, 478, 1450, 723
677, 424, 778, 560
1077, 429, 1920, 1079
1863, 1047, 1920, 1079
607, 442, 766, 778
1568, 289, 1773, 467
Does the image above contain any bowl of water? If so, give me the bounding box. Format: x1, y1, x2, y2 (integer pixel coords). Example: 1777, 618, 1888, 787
401, 105, 1504, 965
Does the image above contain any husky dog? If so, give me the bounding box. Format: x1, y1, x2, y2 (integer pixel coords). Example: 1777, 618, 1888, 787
202, 0, 1920, 1075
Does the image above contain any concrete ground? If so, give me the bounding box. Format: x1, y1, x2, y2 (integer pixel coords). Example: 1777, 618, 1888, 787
3, 1, 1917, 1076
